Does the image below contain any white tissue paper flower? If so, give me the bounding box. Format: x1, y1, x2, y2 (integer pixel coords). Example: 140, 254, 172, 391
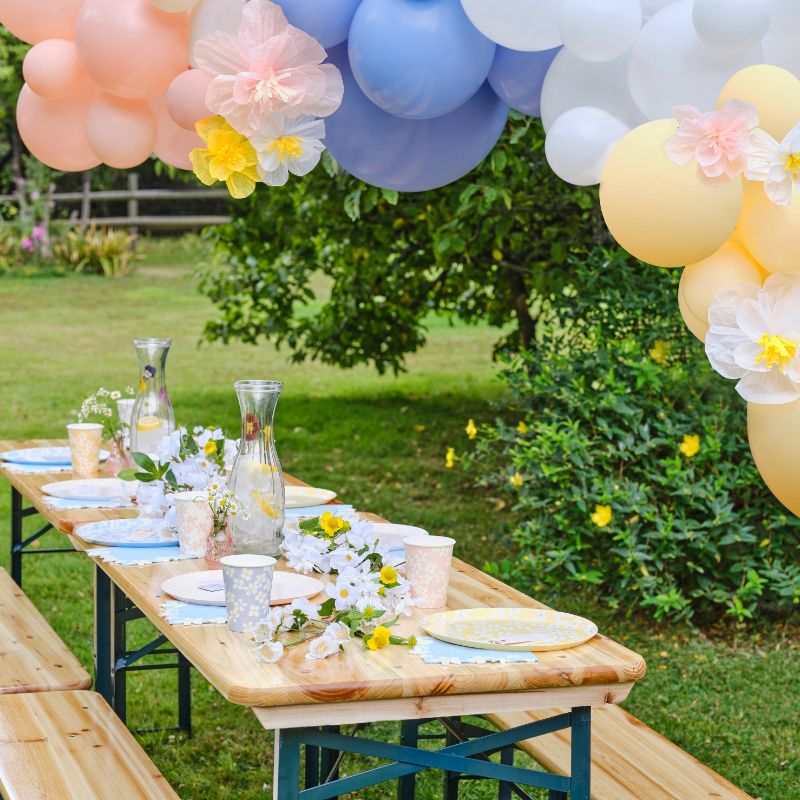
305, 635, 340, 661
705, 274, 800, 404
256, 640, 284, 664
746, 122, 800, 206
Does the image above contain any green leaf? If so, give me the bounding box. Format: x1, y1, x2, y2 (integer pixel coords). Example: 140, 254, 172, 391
132, 451, 156, 472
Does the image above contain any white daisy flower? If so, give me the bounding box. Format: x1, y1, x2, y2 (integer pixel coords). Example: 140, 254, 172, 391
249, 115, 326, 187
746, 122, 800, 206
326, 573, 361, 611
322, 621, 351, 646
256, 640, 284, 664
305, 635, 340, 661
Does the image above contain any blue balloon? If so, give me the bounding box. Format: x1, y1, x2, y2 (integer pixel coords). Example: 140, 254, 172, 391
325, 45, 509, 192
488, 46, 561, 118
347, 0, 496, 120
273, 0, 362, 49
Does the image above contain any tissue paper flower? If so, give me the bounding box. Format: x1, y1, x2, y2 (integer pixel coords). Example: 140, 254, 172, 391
746, 122, 800, 206
250, 115, 326, 186
190, 116, 260, 199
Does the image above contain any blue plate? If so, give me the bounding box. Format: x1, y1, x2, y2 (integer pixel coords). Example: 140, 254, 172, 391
75, 518, 178, 548
1, 446, 110, 466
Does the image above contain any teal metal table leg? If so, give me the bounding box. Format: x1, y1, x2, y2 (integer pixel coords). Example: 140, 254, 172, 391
94, 564, 113, 704
277, 728, 303, 799
570, 707, 591, 800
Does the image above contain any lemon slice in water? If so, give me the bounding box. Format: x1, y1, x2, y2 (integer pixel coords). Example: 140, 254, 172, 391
136, 416, 163, 431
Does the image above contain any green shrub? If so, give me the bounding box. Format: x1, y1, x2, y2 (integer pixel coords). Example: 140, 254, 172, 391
463, 249, 800, 622
53, 227, 138, 277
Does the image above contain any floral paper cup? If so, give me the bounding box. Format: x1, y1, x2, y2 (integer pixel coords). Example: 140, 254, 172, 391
220, 554, 276, 633
67, 423, 103, 479
173, 491, 213, 557
405, 535, 456, 609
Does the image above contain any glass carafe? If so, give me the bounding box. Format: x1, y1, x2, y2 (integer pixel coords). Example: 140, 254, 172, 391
228, 380, 285, 557
129, 338, 175, 456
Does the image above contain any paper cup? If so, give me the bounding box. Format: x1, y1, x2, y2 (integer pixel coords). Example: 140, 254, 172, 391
67, 423, 103, 479
173, 491, 213, 557
220, 554, 277, 633
404, 535, 456, 609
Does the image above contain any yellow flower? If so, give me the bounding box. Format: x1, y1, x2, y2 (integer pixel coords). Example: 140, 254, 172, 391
367, 625, 391, 651
649, 340, 670, 365
320, 511, 346, 537
509, 472, 524, 489
492, 249, 503, 261
465, 419, 477, 439
380, 565, 398, 585
591, 504, 612, 528
679, 434, 700, 458
190, 116, 260, 199
203, 440, 217, 455
445, 447, 455, 469
516, 420, 528, 435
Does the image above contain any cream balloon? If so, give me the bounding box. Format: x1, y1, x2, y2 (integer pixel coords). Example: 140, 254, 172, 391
558, 0, 642, 62
718, 65, 800, 141
681, 240, 765, 323
150, 0, 199, 11
150, 94, 202, 170
189, 0, 245, 67
166, 69, 211, 131
738, 180, 800, 275
87, 95, 158, 169
22, 39, 87, 100
692, 0, 771, 53
599, 119, 744, 267
678, 279, 709, 341
0, 0, 84, 44
748, 399, 800, 516
459, 0, 562, 51
16, 83, 100, 172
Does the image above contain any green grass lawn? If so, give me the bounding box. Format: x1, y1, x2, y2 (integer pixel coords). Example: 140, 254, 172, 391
0, 242, 797, 800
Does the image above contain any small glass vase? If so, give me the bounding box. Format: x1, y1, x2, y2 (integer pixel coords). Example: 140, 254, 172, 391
129, 338, 175, 456
205, 522, 234, 567
103, 440, 132, 477
228, 380, 285, 558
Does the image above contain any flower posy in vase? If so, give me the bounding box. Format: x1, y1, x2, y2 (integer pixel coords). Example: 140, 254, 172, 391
129, 338, 175, 457
76, 386, 135, 476
205, 484, 245, 566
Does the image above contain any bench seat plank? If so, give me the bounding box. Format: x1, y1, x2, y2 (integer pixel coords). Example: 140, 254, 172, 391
0, 690, 179, 800
0, 568, 91, 694
486, 705, 753, 800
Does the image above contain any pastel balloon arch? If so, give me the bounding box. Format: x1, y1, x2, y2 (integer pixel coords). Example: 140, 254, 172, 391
4, 0, 800, 514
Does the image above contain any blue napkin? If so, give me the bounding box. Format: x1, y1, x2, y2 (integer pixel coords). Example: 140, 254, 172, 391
45, 497, 134, 510
87, 546, 200, 566
285, 504, 354, 517
160, 600, 227, 626
3, 464, 71, 475
411, 636, 539, 665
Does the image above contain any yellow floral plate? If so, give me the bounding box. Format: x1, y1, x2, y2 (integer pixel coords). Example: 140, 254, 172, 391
420, 608, 599, 652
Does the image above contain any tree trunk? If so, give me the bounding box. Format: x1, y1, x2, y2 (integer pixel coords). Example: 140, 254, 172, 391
508, 268, 535, 350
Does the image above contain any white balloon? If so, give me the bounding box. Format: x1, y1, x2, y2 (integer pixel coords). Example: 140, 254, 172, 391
460, 0, 562, 51
640, 0, 680, 14
769, 0, 800, 34
559, 0, 642, 62
763, 31, 800, 77
692, 0, 771, 52
189, 0, 245, 67
545, 106, 629, 185
541, 48, 646, 131
628, 0, 762, 120
150, 0, 199, 11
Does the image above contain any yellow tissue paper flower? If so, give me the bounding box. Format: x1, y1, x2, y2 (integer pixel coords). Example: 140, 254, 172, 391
591, 504, 612, 528
367, 625, 391, 651
465, 419, 477, 439
190, 116, 260, 200
445, 447, 455, 469
679, 434, 700, 458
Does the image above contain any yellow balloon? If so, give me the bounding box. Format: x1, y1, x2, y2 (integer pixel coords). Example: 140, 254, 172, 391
600, 120, 743, 268
677, 279, 709, 342
718, 65, 800, 141
738, 180, 800, 275
748, 400, 800, 517
682, 240, 765, 322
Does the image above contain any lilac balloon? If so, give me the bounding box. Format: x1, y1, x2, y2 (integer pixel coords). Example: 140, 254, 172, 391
488, 46, 561, 118
272, 0, 362, 48
325, 45, 509, 192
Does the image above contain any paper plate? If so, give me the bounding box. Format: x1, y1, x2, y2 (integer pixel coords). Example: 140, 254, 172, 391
161, 570, 325, 607
421, 608, 598, 652
1, 447, 110, 466
285, 485, 337, 509
75, 518, 178, 549
42, 478, 132, 502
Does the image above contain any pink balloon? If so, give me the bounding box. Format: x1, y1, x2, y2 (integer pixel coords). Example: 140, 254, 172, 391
150, 94, 202, 171
23, 39, 88, 100
87, 94, 157, 169
16, 83, 100, 172
75, 0, 189, 100
0, 0, 84, 45
165, 68, 211, 131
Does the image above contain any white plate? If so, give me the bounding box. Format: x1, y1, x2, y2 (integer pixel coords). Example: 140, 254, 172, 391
370, 523, 429, 551
41, 478, 132, 502
1, 447, 110, 466
285, 485, 337, 509
161, 570, 326, 607
75, 518, 178, 548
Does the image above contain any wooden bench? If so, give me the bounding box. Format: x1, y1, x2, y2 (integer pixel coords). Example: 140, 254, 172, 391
0, 568, 91, 694
0, 690, 179, 799
486, 705, 754, 800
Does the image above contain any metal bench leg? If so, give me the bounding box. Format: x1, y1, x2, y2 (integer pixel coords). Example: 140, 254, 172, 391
445, 724, 460, 800
275, 729, 302, 800
10, 487, 23, 586
178, 652, 192, 735
112, 584, 128, 725
499, 746, 514, 800
398, 720, 421, 800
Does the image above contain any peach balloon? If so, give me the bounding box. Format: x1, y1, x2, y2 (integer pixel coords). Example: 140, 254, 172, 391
748, 400, 800, 517
718, 65, 800, 141
16, 83, 100, 172
738, 180, 800, 275
677, 279, 708, 343
23, 40, 87, 100
87, 95, 157, 169
150, 94, 202, 171
681, 240, 765, 324
600, 120, 744, 268
166, 69, 211, 131
0, 0, 84, 44
150, 0, 200, 11
75, 0, 189, 100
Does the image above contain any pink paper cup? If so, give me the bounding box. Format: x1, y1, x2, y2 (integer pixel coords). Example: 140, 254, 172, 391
404, 535, 456, 609
173, 491, 213, 558
67, 423, 103, 479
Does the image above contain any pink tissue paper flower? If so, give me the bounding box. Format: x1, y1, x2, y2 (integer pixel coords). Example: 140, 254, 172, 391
194, 0, 344, 136
665, 100, 759, 186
